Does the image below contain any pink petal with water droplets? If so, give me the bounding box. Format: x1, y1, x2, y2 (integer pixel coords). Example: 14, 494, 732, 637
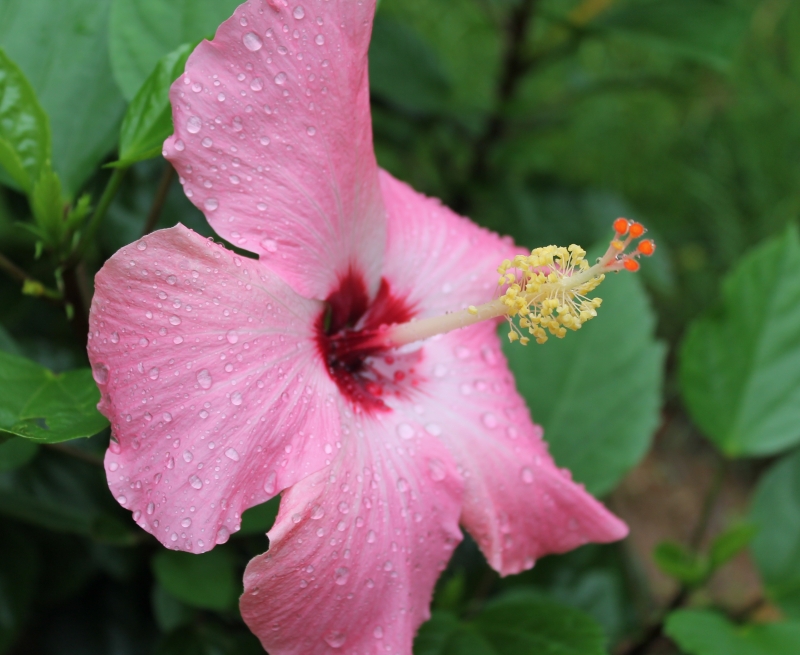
164, 0, 385, 301
240, 407, 463, 654
89, 225, 339, 552
379, 170, 523, 317
415, 323, 628, 575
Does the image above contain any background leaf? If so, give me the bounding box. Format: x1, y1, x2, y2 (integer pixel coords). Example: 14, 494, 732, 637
750, 449, 800, 618
665, 609, 800, 655
109, 0, 242, 100
152, 549, 237, 611
0, 351, 108, 444
0, 0, 126, 195
680, 227, 800, 457
505, 270, 665, 495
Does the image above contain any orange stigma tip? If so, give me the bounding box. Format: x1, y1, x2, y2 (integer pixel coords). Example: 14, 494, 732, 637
629, 222, 645, 238
613, 218, 630, 234
623, 258, 640, 272
637, 239, 655, 256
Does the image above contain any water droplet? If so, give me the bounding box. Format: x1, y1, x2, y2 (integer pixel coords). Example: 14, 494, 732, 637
196, 369, 213, 389
187, 116, 202, 133
146, 502, 155, 515
324, 631, 346, 649
366, 530, 376, 543
396, 478, 409, 492
174, 139, 185, 151
225, 447, 240, 461
216, 526, 230, 544
425, 423, 442, 436
201, 137, 213, 148
117, 495, 127, 505
257, 471, 276, 497
139, 337, 149, 347
310, 505, 324, 519
243, 31, 263, 51
136, 240, 147, 251
306, 125, 316, 136
189, 475, 203, 490
181, 517, 192, 528
293, 6, 305, 19
338, 501, 349, 514
205, 198, 219, 211
373, 626, 383, 639
396, 423, 414, 440
92, 364, 109, 384
108, 461, 119, 471
315, 34, 325, 45
169, 315, 181, 325
183, 450, 194, 463
433, 363, 448, 377
334, 566, 349, 585
148, 367, 159, 380
231, 392, 243, 406
428, 458, 446, 482
226, 329, 239, 344
274, 72, 287, 85
166, 275, 177, 285
250, 77, 263, 91
261, 238, 278, 253
110, 331, 120, 343
482, 412, 498, 429
521, 467, 535, 484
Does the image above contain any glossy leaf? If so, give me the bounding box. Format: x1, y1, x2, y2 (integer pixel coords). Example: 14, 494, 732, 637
680, 227, 800, 457
109, 0, 242, 99
152, 549, 237, 611
751, 450, 800, 618
0, 47, 51, 193
0, 0, 126, 195
116, 43, 194, 166
505, 270, 665, 495
665, 609, 800, 655
0, 351, 108, 444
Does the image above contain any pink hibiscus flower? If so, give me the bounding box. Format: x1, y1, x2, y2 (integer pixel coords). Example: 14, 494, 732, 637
88, 1, 632, 652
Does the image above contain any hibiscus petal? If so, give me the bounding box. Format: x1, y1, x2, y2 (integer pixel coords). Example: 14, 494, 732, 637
379, 170, 521, 318
164, 0, 385, 301
413, 323, 628, 575
88, 225, 340, 552
240, 408, 463, 654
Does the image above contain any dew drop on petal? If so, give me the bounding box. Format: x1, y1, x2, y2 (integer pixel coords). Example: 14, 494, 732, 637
338, 501, 349, 514
231, 392, 243, 406
243, 31, 263, 51
204, 198, 219, 211
216, 526, 230, 544
146, 502, 155, 515
261, 238, 278, 253
189, 475, 203, 490
174, 139, 185, 151
274, 72, 287, 85
225, 447, 240, 461
181, 518, 192, 528
226, 329, 239, 344
117, 495, 127, 505
202, 137, 213, 148
396, 478, 409, 492
92, 364, 109, 384
187, 116, 202, 133
148, 367, 159, 380
428, 458, 446, 482
396, 423, 414, 440
110, 331, 120, 343
250, 77, 263, 91
169, 315, 181, 325
334, 566, 349, 585
521, 466, 535, 484
310, 505, 324, 519
324, 632, 346, 649
183, 450, 194, 463
264, 470, 277, 494
425, 423, 442, 436
315, 34, 324, 45
482, 412, 498, 428
293, 6, 305, 19
373, 626, 383, 639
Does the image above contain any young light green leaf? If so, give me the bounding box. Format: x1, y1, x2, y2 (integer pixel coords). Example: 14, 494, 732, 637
152, 549, 237, 611
471, 592, 609, 655
109, 0, 242, 100
116, 42, 194, 166
31, 166, 66, 246
750, 450, 800, 618
505, 270, 665, 496
665, 609, 800, 655
0, 351, 108, 444
709, 522, 758, 569
0, 47, 51, 193
680, 227, 800, 457
0, 0, 127, 195
652, 541, 709, 586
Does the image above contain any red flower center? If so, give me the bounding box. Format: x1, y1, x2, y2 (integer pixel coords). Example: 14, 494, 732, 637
316, 270, 417, 413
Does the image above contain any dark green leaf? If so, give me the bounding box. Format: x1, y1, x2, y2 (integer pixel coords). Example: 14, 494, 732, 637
709, 523, 758, 569
0, 525, 39, 653
238, 496, 280, 536
116, 42, 194, 166
152, 549, 237, 611
596, 0, 750, 70
415, 612, 495, 655
0, 0, 126, 195
652, 541, 709, 586
505, 270, 665, 495
0, 438, 39, 471
109, 0, 242, 100
0, 46, 51, 193
0, 351, 108, 443
680, 227, 800, 457
751, 450, 800, 618
665, 609, 800, 655
0, 325, 21, 356
369, 15, 452, 115
151, 584, 196, 633
156, 623, 263, 655
471, 592, 608, 655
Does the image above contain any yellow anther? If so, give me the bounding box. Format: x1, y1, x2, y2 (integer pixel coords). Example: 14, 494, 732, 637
468, 305, 478, 315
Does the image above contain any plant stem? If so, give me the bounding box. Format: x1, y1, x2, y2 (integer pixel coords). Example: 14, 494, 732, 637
0, 251, 63, 304
141, 164, 175, 236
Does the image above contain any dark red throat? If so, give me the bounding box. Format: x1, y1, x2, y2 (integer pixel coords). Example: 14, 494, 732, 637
316, 270, 416, 413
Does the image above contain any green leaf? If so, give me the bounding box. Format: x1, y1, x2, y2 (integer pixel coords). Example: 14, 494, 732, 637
238, 496, 280, 536
665, 609, 800, 655
151, 584, 196, 632
0, 438, 39, 471
652, 541, 709, 586
116, 42, 194, 166
750, 450, 800, 618
504, 270, 665, 495
0, 525, 39, 652
31, 166, 66, 246
595, 0, 750, 70
709, 522, 758, 569
0, 0, 127, 195
369, 15, 452, 115
109, 0, 242, 100
0, 324, 21, 356
0, 46, 51, 193
152, 549, 237, 611
471, 592, 608, 655
0, 351, 108, 444
680, 227, 800, 457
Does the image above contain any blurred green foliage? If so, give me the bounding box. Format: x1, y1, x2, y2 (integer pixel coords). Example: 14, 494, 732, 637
1, 0, 800, 653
